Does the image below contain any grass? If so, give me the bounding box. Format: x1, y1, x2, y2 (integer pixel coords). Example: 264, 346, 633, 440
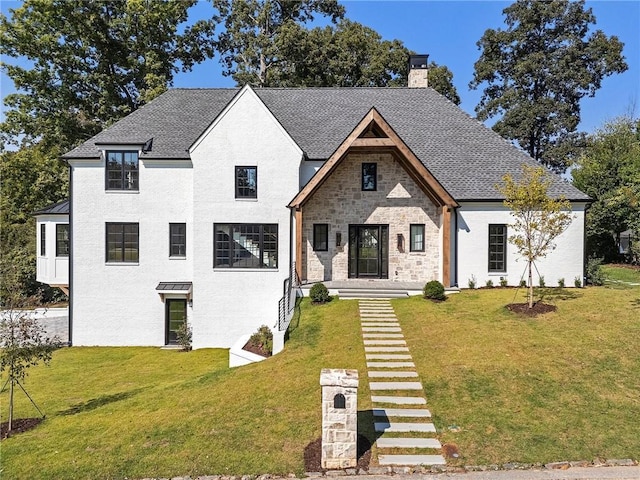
602, 263, 640, 284
2, 286, 639, 477
1, 298, 371, 479
394, 285, 640, 466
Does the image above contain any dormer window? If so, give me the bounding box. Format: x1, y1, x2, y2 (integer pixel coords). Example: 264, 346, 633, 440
106, 151, 139, 190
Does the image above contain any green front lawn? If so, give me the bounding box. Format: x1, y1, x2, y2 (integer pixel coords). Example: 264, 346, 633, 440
2, 286, 639, 478
602, 264, 640, 284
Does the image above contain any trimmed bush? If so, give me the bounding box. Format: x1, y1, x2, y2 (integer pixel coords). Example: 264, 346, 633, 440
574, 276, 582, 288
538, 276, 546, 287
485, 279, 494, 288
586, 257, 605, 286
519, 279, 527, 288
176, 321, 192, 352
309, 282, 330, 303
468, 275, 477, 289
247, 325, 273, 357
558, 278, 565, 288
423, 280, 446, 301
499, 277, 508, 287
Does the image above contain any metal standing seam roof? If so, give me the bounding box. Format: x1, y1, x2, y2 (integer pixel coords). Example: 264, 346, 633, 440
156, 282, 193, 291
32, 199, 70, 215
61, 87, 590, 202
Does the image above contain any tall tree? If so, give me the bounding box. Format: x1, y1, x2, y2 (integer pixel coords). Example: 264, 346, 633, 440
499, 166, 573, 308
470, 0, 627, 173
0, 0, 209, 150
572, 116, 640, 261
210, 0, 345, 87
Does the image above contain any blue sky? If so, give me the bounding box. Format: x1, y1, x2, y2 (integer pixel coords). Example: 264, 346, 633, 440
1, 0, 639, 134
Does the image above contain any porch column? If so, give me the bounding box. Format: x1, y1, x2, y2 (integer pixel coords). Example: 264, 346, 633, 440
442, 205, 451, 287
295, 208, 303, 280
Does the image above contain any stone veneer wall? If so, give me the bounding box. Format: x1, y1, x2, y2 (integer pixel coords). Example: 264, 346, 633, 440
302, 152, 440, 283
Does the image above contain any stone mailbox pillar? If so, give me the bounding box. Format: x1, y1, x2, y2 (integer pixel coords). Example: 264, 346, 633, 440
320, 368, 358, 469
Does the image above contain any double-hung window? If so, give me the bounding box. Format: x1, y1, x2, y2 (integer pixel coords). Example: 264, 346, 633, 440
106, 223, 139, 263
40, 224, 46, 256
56, 224, 70, 257
235, 166, 257, 199
410, 224, 425, 252
169, 223, 186, 257
488, 224, 507, 272
313, 224, 329, 251
214, 223, 277, 269
106, 151, 139, 190
362, 163, 377, 191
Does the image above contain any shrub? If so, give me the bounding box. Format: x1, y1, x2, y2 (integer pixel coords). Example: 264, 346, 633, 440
309, 282, 330, 303
586, 257, 605, 286
468, 275, 477, 289
538, 276, 546, 287
248, 325, 273, 357
423, 280, 446, 301
519, 279, 527, 288
574, 276, 582, 288
485, 279, 494, 288
176, 320, 192, 352
558, 278, 565, 288
499, 277, 508, 287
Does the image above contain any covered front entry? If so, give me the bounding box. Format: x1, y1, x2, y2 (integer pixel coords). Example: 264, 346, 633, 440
165, 299, 187, 345
348, 225, 389, 279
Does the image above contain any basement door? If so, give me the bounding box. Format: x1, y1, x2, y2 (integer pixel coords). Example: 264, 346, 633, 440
348, 225, 389, 279
165, 299, 187, 345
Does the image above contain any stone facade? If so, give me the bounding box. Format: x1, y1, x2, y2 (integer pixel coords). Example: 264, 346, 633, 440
302, 152, 441, 283
320, 369, 358, 470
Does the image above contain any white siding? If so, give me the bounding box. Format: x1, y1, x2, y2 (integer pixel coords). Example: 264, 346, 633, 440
456, 202, 586, 288
35, 215, 69, 287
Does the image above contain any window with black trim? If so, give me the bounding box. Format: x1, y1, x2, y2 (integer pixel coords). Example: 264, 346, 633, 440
106, 151, 139, 190
410, 224, 425, 252
169, 223, 186, 257
56, 224, 69, 257
214, 223, 277, 268
488, 224, 507, 272
106, 223, 139, 263
235, 166, 257, 199
313, 224, 328, 251
362, 163, 377, 191
40, 224, 46, 256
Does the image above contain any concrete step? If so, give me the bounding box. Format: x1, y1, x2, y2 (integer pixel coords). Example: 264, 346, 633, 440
360, 312, 397, 316
363, 333, 404, 338
369, 381, 423, 390
367, 361, 415, 368
366, 354, 412, 360
378, 454, 446, 466
374, 422, 436, 433
368, 371, 418, 378
376, 438, 442, 449
362, 327, 402, 332
364, 346, 410, 352
360, 316, 398, 320
373, 408, 431, 417
340, 289, 409, 299
371, 396, 426, 405
361, 322, 401, 327
364, 339, 406, 345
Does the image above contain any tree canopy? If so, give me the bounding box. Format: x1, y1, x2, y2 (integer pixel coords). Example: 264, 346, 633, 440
0, 0, 208, 151
572, 116, 640, 261
470, 0, 627, 173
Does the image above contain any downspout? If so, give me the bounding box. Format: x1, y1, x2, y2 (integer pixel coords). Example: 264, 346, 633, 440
67, 161, 73, 347
454, 206, 459, 287
583, 202, 591, 286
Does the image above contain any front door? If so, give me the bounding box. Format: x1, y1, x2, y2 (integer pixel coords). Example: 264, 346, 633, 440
165, 299, 187, 345
348, 225, 389, 279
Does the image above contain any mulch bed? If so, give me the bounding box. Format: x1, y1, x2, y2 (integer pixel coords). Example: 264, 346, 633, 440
304, 435, 372, 472
507, 302, 557, 316
1, 418, 42, 440
242, 341, 271, 357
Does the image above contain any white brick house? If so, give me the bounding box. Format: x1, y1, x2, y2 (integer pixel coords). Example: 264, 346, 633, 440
35, 60, 590, 349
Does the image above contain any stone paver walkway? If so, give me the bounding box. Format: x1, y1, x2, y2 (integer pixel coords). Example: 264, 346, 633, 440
359, 300, 446, 467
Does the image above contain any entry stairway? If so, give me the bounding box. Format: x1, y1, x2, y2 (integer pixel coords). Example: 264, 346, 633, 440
359, 299, 446, 467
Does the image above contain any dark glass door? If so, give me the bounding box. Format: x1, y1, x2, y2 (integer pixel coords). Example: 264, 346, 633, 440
166, 299, 187, 345
348, 225, 388, 278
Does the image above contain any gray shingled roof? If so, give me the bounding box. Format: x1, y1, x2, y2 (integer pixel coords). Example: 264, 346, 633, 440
62, 87, 589, 201
33, 199, 69, 215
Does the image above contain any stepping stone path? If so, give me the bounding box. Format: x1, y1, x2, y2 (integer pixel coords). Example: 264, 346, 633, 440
359, 300, 446, 467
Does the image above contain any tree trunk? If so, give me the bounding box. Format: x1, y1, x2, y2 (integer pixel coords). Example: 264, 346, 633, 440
8, 378, 14, 433
528, 260, 534, 308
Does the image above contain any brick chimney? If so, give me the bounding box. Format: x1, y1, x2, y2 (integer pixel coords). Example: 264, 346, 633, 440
408, 54, 429, 88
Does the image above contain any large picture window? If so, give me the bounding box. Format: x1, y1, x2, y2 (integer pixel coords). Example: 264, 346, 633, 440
313, 224, 328, 251
235, 166, 257, 199
106, 223, 139, 263
56, 224, 70, 257
106, 151, 139, 190
410, 224, 425, 252
214, 223, 277, 269
169, 223, 186, 257
362, 163, 377, 191
488, 224, 507, 272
